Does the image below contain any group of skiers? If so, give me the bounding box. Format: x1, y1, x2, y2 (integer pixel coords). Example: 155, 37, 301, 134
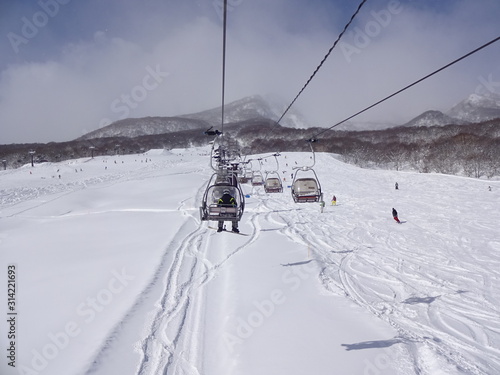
215, 182, 405, 234
322, 186, 403, 225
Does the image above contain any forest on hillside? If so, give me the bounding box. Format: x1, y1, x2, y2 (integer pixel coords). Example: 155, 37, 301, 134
1, 118, 499, 179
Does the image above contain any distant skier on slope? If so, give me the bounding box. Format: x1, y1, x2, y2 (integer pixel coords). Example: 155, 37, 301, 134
392, 208, 401, 223
331, 195, 337, 205
395, 182, 399, 190
217, 189, 239, 233
320, 200, 325, 213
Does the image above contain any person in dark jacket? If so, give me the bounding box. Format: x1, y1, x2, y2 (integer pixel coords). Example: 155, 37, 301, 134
218, 189, 239, 233
392, 208, 400, 223
219, 190, 236, 206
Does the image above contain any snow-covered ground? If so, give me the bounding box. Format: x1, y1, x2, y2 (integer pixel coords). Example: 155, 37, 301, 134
1, 147, 499, 375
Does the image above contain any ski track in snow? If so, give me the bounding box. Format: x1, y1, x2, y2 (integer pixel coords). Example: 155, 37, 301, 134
83, 174, 264, 375
133, 216, 264, 373
2, 149, 499, 375
254, 154, 500, 375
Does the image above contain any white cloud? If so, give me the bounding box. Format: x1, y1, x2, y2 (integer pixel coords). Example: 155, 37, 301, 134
0, 0, 499, 143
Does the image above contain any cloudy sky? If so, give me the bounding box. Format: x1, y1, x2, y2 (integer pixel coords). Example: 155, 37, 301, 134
1, 0, 499, 143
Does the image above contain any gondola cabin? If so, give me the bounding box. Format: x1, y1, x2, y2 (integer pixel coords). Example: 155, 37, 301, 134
200, 172, 245, 222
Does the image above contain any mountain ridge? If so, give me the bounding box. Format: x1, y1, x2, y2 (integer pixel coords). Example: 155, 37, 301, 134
402, 110, 469, 128
77, 95, 310, 141
76, 92, 500, 140
447, 92, 500, 123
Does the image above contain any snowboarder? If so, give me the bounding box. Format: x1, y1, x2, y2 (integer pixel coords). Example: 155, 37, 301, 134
392, 208, 400, 223
395, 182, 399, 190
331, 195, 337, 205
217, 189, 239, 233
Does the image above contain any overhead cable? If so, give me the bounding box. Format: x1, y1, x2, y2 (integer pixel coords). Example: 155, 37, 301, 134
272, 0, 369, 131
308, 35, 500, 141
220, 0, 228, 137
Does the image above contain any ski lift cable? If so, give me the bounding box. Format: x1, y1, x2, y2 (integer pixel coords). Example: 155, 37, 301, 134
220, 0, 228, 139
307, 35, 500, 141
270, 0, 368, 133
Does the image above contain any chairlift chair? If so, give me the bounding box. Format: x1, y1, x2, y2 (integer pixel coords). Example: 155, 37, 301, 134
291, 168, 322, 203
238, 164, 252, 184
244, 169, 253, 181
251, 171, 264, 186
264, 172, 283, 193
200, 172, 245, 222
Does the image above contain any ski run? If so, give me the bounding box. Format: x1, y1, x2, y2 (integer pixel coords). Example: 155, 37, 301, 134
1, 147, 500, 375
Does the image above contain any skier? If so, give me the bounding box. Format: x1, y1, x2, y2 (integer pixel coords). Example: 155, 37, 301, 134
395, 182, 399, 190
320, 200, 325, 213
331, 195, 337, 205
217, 189, 239, 233
392, 208, 400, 224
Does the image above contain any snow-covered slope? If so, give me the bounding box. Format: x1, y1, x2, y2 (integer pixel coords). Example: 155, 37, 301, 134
1, 148, 499, 375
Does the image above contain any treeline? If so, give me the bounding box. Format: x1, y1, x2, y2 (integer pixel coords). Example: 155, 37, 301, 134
1, 118, 499, 179
326, 121, 500, 179
232, 118, 500, 179
0, 129, 211, 169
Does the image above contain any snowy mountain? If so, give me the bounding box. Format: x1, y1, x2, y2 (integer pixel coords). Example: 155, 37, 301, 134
77, 95, 310, 141
179, 94, 310, 129
339, 92, 500, 131
77, 116, 210, 140
402, 110, 468, 128
1, 147, 499, 375
447, 92, 500, 123
76, 92, 500, 142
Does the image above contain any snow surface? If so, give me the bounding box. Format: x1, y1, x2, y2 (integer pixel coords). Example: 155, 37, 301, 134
1, 147, 499, 375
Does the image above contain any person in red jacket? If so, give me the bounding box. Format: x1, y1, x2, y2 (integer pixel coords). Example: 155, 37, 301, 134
392, 208, 400, 223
